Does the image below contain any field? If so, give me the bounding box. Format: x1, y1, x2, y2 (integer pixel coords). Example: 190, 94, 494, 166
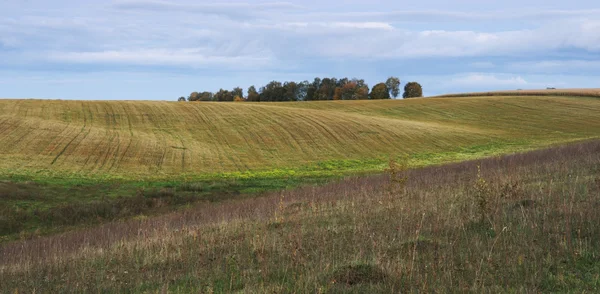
2, 95, 600, 239
1, 93, 600, 291
2, 139, 599, 292
1, 95, 600, 181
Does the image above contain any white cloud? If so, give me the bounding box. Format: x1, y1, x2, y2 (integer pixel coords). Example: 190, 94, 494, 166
304, 9, 600, 23
447, 74, 528, 87
112, 0, 303, 18
326, 22, 394, 30
48, 49, 272, 68
510, 60, 600, 72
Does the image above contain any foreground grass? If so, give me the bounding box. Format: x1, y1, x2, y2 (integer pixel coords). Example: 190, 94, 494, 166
2, 140, 599, 292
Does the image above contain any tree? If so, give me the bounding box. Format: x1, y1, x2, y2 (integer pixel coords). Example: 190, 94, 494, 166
178, 96, 186, 102
232, 87, 244, 99
214, 89, 234, 101
370, 83, 390, 99
403, 82, 423, 98
198, 91, 214, 101
317, 78, 336, 100
283, 81, 299, 101
333, 87, 343, 100
234, 95, 245, 102
259, 81, 285, 102
188, 91, 200, 101
355, 86, 369, 100
386, 77, 401, 98
297, 81, 310, 101
247, 86, 260, 102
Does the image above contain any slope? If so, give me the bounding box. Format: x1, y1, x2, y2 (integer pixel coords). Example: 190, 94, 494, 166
0, 96, 599, 181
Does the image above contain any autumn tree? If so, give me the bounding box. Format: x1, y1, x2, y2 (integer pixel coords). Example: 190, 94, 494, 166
370, 83, 391, 99
333, 87, 343, 100
188, 91, 200, 101
247, 86, 260, 102
386, 77, 401, 98
355, 86, 369, 100
403, 82, 423, 98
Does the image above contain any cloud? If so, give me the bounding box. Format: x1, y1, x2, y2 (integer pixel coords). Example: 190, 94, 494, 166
447, 74, 528, 87
112, 0, 303, 18
47, 48, 272, 68
509, 60, 600, 72
304, 9, 600, 23
470, 62, 495, 69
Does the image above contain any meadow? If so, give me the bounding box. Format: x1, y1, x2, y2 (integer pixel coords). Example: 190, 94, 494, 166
1, 139, 599, 292
1, 94, 600, 240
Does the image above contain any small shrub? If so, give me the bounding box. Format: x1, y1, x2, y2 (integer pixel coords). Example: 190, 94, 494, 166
331, 264, 388, 286
0, 208, 26, 235
385, 156, 408, 197
474, 165, 491, 222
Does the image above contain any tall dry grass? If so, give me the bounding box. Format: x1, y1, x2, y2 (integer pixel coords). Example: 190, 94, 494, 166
1, 140, 599, 292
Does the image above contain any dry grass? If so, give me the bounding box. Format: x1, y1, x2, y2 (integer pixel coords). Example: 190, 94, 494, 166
1, 96, 600, 180
2, 140, 599, 292
431, 88, 600, 98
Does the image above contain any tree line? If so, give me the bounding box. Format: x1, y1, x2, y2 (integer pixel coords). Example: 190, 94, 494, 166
178, 77, 422, 102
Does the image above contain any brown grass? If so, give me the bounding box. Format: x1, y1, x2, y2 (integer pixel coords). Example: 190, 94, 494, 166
1, 140, 599, 292
431, 88, 600, 98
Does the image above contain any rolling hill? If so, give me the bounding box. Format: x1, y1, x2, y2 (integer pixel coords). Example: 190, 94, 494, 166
1, 94, 600, 181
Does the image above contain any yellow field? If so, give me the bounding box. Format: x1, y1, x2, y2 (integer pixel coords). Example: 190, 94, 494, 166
1, 95, 600, 180
432, 88, 600, 98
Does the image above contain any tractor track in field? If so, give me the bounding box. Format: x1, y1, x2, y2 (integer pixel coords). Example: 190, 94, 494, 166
51, 105, 88, 165
96, 103, 120, 171
106, 103, 123, 172
189, 104, 227, 171
114, 102, 135, 172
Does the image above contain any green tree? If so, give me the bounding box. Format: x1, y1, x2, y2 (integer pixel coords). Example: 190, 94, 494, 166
283, 81, 299, 101
259, 81, 285, 102
247, 86, 260, 102
232, 87, 244, 99
370, 83, 390, 99
214, 89, 234, 101
198, 92, 213, 101
385, 77, 401, 98
178, 96, 186, 102
403, 82, 423, 98
297, 81, 310, 101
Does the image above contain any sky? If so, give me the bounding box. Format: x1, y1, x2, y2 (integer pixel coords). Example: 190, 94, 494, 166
1, 0, 599, 100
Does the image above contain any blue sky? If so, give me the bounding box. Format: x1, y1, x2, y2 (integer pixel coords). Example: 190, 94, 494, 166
1, 0, 599, 100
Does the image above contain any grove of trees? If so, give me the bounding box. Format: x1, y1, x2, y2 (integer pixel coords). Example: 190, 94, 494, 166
180, 77, 423, 102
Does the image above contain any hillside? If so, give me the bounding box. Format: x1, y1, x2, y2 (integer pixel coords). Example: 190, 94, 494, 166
1, 95, 600, 180
3, 140, 599, 292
